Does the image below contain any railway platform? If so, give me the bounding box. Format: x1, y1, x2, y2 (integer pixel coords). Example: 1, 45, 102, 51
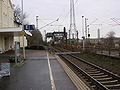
0, 50, 88, 90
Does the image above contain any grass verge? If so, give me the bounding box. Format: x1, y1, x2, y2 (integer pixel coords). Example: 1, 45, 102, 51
76, 52, 120, 75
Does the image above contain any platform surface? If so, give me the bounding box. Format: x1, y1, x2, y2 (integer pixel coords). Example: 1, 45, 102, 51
0, 50, 77, 90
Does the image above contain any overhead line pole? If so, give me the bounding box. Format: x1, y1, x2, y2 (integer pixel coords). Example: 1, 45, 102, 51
72, 0, 77, 38
85, 18, 88, 40
69, 0, 72, 39
82, 16, 85, 51
21, 0, 25, 59
36, 16, 39, 30
69, 0, 77, 40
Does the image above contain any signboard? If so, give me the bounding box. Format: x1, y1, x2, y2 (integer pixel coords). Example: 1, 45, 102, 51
24, 25, 29, 30
24, 25, 35, 30
29, 25, 35, 30
1, 62, 10, 76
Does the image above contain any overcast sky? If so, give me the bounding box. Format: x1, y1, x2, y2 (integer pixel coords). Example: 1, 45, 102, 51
12, 0, 120, 38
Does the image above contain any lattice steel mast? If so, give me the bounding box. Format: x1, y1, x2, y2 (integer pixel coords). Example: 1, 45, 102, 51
69, 0, 77, 39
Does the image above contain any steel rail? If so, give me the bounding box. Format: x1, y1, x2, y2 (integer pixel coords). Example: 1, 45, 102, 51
60, 55, 109, 90
70, 54, 120, 81
51, 47, 120, 89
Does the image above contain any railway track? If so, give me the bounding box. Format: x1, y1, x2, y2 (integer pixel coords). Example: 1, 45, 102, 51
51, 47, 120, 90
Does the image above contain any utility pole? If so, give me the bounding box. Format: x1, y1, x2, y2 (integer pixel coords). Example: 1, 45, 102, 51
85, 18, 88, 40
87, 26, 90, 46
76, 31, 78, 43
36, 16, 39, 30
98, 28, 100, 44
21, 0, 25, 59
44, 30, 47, 42
63, 27, 67, 43
87, 25, 91, 40
82, 16, 85, 51
84, 18, 88, 51
69, 30, 70, 43
69, 30, 70, 39
69, 0, 77, 39
72, 33, 74, 39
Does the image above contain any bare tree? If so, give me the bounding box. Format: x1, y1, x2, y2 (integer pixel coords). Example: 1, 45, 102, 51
103, 31, 116, 55
106, 31, 115, 47
13, 5, 28, 24
106, 31, 115, 38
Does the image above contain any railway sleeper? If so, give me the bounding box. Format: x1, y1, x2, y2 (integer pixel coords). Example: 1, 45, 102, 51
86, 69, 98, 72
105, 84, 120, 89
101, 80, 118, 84
84, 78, 89, 81
93, 75, 108, 78
77, 73, 88, 78
74, 69, 80, 72
87, 71, 101, 74
82, 76, 86, 78
87, 81, 96, 87
97, 77, 113, 81
103, 82, 120, 86
90, 73, 104, 76
90, 85, 96, 88
77, 73, 84, 77
88, 81, 92, 84
85, 67, 95, 70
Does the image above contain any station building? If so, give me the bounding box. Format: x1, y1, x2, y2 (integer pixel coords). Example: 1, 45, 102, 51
0, 0, 14, 52
0, 0, 31, 53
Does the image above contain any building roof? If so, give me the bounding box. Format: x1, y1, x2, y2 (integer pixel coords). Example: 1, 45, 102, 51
0, 27, 32, 36
24, 30, 32, 36
9, 0, 13, 9
0, 27, 22, 32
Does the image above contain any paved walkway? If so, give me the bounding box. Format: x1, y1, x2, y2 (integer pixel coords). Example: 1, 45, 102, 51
0, 50, 77, 90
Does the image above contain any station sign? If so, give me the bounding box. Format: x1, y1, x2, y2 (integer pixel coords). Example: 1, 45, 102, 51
24, 25, 35, 30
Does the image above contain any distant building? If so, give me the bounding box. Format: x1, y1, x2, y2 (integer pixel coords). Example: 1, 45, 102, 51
67, 39, 78, 44
79, 38, 120, 48
46, 29, 67, 44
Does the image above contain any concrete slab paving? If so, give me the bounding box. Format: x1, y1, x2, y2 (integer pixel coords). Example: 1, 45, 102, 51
50, 58, 77, 90
0, 50, 77, 90
0, 60, 51, 90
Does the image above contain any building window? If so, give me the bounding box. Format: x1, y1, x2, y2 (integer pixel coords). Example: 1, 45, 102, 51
3, 13, 7, 25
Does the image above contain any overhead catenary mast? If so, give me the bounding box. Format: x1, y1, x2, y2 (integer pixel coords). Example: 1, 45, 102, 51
69, 0, 77, 39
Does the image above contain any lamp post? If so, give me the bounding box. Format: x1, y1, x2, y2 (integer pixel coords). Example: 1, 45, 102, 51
44, 30, 47, 42
21, 0, 25, 59
85, 18, 88, 40
82, 16, 85, 51
36, 16, 39, 30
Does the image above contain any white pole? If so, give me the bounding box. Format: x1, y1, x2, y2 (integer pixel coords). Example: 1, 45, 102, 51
82, 16, 85, 51
36, 16, 39, 30
21, 0, 25, 59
